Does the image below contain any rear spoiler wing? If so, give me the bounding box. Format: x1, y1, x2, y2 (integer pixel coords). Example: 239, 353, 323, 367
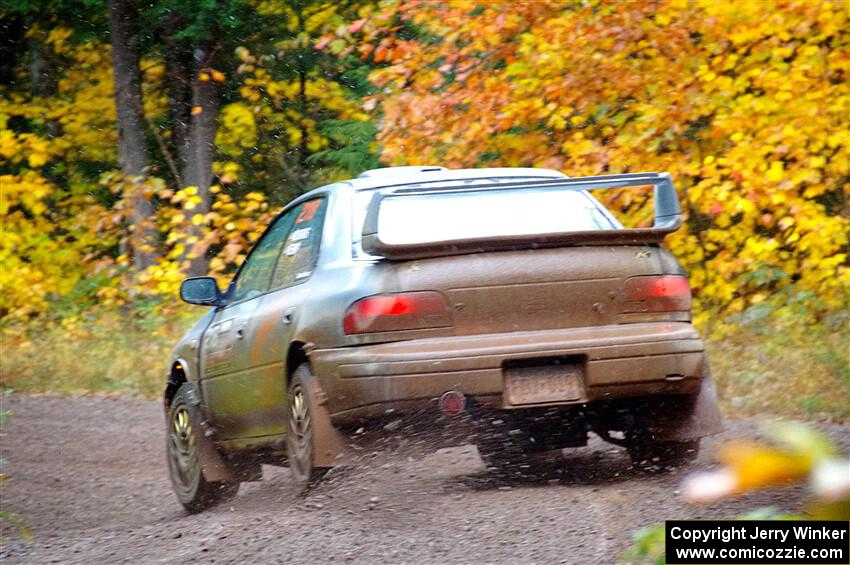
361, 172, 683, 261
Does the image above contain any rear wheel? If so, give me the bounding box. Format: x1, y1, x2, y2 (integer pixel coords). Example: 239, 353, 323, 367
166, 384, 239, 513
627, 439, 700, 471
286, 366, 328, 489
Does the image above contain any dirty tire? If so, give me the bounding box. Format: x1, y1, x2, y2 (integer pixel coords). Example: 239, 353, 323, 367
166, 384, 239, 513
286, 365, 328, 490
627, 439, 700, 472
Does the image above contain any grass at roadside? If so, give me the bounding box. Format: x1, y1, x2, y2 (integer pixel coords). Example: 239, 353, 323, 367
1, 306, 847, 420
0, 307, 197, 397
708, 311, 849, 421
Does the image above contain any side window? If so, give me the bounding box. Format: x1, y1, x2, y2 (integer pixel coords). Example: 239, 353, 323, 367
230, 210, 297, 302
271, 198, 327, 289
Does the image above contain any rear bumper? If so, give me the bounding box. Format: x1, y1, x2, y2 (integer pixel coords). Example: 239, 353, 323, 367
310, 322, 706, 424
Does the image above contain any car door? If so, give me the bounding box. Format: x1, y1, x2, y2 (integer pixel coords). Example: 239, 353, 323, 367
200, 208, 296, 438
230, 197, 329, 440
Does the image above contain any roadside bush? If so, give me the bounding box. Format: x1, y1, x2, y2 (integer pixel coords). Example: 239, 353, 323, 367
707, 299, 849, 421
0, 305, 197, 397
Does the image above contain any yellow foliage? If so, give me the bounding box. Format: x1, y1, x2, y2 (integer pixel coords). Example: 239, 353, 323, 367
0, 171, 97, 319
368, 0, 850, 327
0, 30, 165, 321
3, 7, 847, 337
2, 9, 371, 325
216, 103, 258, 155
228, 47, 369, 157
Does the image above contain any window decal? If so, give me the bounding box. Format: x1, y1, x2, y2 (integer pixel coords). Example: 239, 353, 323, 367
295, 200, 321, 224
289, 227, 311, 242
284, 242, 302, 256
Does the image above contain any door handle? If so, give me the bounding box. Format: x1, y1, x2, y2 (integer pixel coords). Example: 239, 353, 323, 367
235, 328, 245, 339
282, 308, 295, 325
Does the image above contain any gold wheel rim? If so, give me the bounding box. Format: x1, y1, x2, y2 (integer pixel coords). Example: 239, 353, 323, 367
288, 384, 313, 481
169, 405, 201, 493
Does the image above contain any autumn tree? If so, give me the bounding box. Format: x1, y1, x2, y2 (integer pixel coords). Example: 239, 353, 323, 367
215, 1, 379, 200
0, 8, 124, 318
0, 0, 378, 318
353, 0, 850, 328
136, 0, 377, 274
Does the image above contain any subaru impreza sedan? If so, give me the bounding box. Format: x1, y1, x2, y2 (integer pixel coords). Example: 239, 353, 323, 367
165, 166, 722, 512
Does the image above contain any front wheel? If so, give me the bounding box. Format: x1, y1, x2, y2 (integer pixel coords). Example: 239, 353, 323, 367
166, 384, 239, 513
286, 366, 329, 489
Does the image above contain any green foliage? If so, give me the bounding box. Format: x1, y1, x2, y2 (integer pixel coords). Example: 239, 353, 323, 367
145, 0, 258, 44
621, 524, 665, 565
0, 1, 381, 320
306, 119, 380, 175
0, 510, 33, 543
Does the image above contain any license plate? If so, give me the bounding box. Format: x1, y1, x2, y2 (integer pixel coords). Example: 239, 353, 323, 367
504, 363, 584, 405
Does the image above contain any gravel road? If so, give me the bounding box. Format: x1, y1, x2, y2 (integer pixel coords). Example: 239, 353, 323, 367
1, 394, 846, 564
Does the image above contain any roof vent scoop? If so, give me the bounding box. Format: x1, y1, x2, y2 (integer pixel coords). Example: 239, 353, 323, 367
357, 166, 447, 179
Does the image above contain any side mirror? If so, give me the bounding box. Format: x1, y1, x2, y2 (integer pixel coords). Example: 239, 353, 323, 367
180, 276, 222, 306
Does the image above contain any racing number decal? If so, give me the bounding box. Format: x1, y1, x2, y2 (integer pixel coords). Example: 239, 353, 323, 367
295, 200, 321, 224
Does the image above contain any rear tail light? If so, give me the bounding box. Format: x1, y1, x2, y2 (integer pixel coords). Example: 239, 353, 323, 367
622, 275, 692, 313
343, 291, 451, 335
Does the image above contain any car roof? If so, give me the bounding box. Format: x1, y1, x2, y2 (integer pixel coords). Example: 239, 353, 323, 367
344, 166, 567, 191
289, 167, 569, 209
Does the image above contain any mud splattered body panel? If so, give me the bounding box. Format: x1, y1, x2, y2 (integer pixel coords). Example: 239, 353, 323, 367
169, 168, 721, 451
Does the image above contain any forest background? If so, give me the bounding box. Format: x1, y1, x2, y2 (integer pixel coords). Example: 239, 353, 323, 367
0, 0, 847, 419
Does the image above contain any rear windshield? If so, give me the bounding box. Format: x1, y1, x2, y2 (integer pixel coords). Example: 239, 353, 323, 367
354, 188, 618, 253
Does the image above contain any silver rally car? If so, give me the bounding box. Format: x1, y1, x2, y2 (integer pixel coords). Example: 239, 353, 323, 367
166, 166, 722, 512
